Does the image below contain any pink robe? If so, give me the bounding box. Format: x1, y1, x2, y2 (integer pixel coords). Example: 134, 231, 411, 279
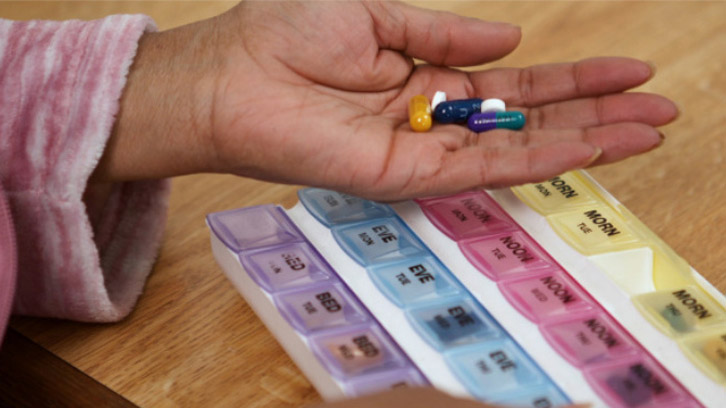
0, 14, 170, 342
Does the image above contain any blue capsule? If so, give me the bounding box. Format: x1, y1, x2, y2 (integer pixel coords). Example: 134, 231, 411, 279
433, 98, 483, 124
467, 111, 526, 133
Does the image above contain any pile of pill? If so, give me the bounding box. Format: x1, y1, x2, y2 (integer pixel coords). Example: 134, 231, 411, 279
408, 91, 525, 133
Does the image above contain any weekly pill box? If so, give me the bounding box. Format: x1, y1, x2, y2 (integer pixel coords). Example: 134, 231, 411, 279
207, 170, 726, 407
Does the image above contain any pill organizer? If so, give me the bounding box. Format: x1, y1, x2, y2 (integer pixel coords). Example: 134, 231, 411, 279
207, 170, 726, 407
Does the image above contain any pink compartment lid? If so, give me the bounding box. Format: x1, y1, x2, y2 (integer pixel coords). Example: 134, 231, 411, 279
417, 191, 515, 240
539, 311, 640, 367
498, 269, 595, 323
459, 231, 557, 281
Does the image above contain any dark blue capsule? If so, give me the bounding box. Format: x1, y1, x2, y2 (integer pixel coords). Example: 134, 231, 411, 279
433, 98, 483, 124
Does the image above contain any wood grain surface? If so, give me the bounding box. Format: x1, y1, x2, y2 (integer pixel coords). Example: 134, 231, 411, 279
2, 1, 725, 407
0, 328, 137, 408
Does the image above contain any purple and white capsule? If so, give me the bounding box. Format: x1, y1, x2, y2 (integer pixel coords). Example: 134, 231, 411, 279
467, 111, 526, 133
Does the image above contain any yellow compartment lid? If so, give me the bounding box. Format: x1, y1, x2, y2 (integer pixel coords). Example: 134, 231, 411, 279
651, 245, 696, 290
547, 204, 643, 255
512, 171, 600, 216
633, 285, 726, 337
616, 205, 696, 290
679, 327, 726, 384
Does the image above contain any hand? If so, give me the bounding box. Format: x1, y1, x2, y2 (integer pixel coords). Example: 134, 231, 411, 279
98, 0, 678, 201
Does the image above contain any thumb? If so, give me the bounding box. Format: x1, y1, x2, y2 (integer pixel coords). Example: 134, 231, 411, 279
367, 1, 522, 67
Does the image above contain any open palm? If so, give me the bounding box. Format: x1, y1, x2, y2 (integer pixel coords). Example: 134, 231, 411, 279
205, 0, 676, 201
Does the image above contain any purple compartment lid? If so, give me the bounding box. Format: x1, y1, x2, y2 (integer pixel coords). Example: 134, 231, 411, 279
309, 324, 408, 380
539, 311, 640, 368
584, 355, 697, 408
418, 191, 516, 241
497, 269, 595, 323
343, 367, 428, 397
207, 205, 304, 252
274, 282, 370, 335
239, 241, 334, 293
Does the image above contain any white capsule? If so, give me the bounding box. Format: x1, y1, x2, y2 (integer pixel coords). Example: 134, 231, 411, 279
431, 91, 447, 111
481, 98, 506, 113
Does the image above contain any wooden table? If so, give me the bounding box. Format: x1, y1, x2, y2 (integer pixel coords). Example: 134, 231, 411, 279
2, 1, 725, 407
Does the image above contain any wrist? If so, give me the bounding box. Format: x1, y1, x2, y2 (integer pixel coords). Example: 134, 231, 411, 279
93, 20, 218, 182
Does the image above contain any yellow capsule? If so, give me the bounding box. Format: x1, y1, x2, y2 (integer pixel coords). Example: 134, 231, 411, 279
408, 95, 432, 132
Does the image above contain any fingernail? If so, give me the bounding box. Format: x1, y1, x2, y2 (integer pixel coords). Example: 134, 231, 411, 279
673, 101, 683, 119
488, 20, 521, 30
646, 60, 658, 79
582, 146, 603, 168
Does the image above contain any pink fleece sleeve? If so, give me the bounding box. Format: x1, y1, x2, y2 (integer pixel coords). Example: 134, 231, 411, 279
0, 15, 171, 322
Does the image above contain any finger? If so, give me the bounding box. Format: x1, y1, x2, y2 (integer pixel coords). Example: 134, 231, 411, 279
519, 93, 679, 130
237, 1, 416, 93
430, 141, 601, 193
366, 1, 521, 66
578, 123, 664, 166
470, 57, 654, 106
452, 123, 663, 165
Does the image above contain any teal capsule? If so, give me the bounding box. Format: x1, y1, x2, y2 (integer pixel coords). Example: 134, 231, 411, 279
467, 111, 526, 133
